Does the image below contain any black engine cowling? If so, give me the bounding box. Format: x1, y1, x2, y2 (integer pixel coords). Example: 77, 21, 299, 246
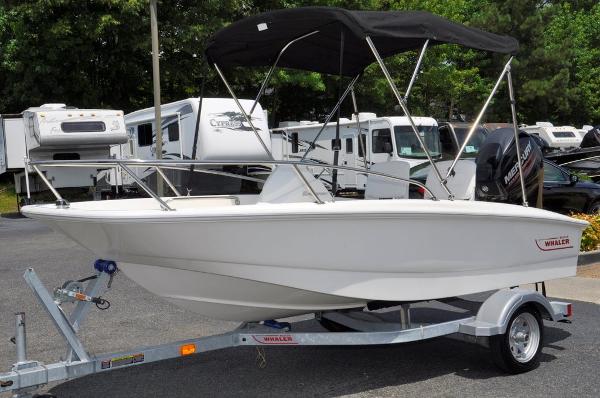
581, 127, 600, 148
475, 128, 543, 204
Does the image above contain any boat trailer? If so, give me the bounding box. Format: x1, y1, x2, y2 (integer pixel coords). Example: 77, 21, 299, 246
1, 262, 573, 397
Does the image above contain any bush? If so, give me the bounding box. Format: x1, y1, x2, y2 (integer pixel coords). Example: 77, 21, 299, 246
570, 213, 600, 252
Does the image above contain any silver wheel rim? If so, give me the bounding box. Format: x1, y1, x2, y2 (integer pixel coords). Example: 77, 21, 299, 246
509, 312, 540, 363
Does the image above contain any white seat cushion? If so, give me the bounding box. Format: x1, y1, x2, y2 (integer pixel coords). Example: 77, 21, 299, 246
365, 161, 410, 199
425, 160, 475, 200
258, 165, 332, 203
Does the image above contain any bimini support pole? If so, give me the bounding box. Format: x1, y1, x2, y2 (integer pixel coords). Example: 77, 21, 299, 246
405, 39, 429, 101
213, 63, 274, 160
445, 57, 513, 180
31, 165, 69, 208
250, 30, 320, 115
365, 36, 452, 198
24, 157, 31, 201
351, 88, 368, 170
300, 74, 361, 162
506, 65, 528, 207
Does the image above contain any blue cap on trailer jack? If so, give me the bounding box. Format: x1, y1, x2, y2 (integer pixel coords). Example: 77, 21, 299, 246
94, 259, 118, 274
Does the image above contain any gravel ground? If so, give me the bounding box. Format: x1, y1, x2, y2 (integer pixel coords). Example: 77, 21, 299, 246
577, 264, 600, 279
1, 217, 599, 398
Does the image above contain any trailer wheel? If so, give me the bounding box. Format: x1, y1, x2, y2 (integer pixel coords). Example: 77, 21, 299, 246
490, 306, 544, 374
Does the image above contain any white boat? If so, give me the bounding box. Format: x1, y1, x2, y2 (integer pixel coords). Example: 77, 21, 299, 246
20, 8, 588, 322
22, 193, 586, 321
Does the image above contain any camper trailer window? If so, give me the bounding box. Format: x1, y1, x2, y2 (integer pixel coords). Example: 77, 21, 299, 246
138, 123, 153, 147
168, 123, 179, 142
394, 125, 441, 159
358, 134, 366, 157
346, 138, 353, 153
61, 121, 106, 133
291, 132, 299, 153
552, 131, 576, 138
53, 153, 80, 160
372, 129, 392, 153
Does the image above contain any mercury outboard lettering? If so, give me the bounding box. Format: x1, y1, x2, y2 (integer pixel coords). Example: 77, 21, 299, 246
503, 141, 532, 185
476, 128, 543, 204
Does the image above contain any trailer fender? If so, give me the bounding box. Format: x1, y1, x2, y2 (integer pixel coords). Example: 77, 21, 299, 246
459, 288, 557, 337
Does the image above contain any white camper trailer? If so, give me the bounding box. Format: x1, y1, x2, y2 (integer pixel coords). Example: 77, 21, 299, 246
271, 114, 440, 191
110, 98, 271, 194
0, 104, 127, 197
521, 122, 582, 149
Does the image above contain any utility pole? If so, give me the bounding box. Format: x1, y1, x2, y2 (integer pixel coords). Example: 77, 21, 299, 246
150, 0, 163, 196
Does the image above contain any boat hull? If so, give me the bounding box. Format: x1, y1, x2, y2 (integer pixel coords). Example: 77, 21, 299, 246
22, 199, 586, 321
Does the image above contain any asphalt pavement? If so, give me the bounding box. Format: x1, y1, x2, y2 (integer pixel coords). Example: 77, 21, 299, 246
1, 216, 599, 398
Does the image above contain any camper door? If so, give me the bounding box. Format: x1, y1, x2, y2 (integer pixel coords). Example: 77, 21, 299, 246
369, 120, 394, 164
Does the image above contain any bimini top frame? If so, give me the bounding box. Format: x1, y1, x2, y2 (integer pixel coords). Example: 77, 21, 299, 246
205, 7, 528, 204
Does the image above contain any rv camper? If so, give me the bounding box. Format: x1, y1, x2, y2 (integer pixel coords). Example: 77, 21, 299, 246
0, 104, 127, 199
270, 114, 440, 191
110, 98, 271, 194
520, 122, 582, 149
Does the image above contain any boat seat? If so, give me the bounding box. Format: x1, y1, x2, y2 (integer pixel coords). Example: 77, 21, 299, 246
364, 160, 410, 199
425, 160, 476, 200
258, 165, 332, 203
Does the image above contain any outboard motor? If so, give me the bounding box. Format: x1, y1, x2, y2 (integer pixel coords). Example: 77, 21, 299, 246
476, 128, 543, 204
580, 127, 600, 148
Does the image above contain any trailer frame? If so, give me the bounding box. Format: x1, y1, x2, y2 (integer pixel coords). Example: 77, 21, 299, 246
0, 264, 572, 397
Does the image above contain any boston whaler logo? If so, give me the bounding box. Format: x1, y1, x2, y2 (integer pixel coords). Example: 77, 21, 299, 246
535, 236, 573, 251
252, 334, 298, 345
208, 111, 262, 132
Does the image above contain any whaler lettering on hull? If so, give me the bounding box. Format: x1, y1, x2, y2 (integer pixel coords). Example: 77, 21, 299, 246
535, 236, 573, 251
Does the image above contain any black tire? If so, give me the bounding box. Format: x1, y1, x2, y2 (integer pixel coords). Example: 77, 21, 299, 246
490, 306, 544, 374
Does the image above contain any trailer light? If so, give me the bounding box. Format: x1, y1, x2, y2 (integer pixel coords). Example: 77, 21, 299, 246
566, 303, 572, 317
180, 343, 196, 356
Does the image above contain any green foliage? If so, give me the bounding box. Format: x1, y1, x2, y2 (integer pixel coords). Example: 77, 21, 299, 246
0, 180, 18, 215
0, 0, 598, 127
570, 213, 600, 252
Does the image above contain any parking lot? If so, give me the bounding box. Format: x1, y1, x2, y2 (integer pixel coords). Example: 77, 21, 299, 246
1, 217, 599, 397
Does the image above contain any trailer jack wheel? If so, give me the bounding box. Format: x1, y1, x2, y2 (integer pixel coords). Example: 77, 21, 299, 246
490, 306, 544, 374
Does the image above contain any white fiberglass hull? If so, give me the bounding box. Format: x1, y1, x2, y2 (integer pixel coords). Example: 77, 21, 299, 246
22, 198, 586, 321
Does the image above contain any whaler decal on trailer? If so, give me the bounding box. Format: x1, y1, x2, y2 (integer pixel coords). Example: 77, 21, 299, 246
535, 236, 573, 251
251, 334, 298, 345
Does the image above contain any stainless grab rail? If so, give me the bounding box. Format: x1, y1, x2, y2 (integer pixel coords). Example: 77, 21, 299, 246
26, 159, 437, 210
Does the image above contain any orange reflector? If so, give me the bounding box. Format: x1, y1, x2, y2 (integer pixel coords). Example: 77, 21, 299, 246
74, 292, 86, 301
180, 344, 196, 356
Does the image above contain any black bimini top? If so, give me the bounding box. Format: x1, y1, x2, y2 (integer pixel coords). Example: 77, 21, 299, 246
205, 7, 519, 76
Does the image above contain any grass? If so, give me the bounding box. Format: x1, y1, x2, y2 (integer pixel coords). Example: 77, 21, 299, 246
0, 179, 19, 215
